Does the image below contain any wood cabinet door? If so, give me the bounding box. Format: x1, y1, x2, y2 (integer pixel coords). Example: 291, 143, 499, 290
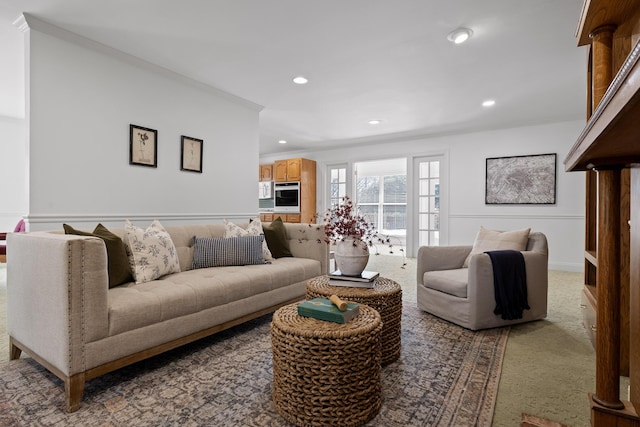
259, 164, 273, 181
285, 214, 301, 223
274, 160, 288, 182
286, 159, 302, 181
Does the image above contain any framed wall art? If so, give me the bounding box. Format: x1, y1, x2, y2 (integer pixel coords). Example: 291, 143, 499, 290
181, 135, 203, 173
129, 124, 157, 167
485, 153, 556, 204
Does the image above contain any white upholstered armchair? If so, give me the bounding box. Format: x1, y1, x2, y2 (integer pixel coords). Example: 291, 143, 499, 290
416, 231, 549, 330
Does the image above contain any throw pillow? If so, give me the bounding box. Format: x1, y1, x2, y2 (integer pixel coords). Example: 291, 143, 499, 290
224, 219, 273, 261
123, 219, 181, 284
192, 235, 266, 269
63, 223, 134, 288
463, 226, 531, 267
263, 217, 292, 258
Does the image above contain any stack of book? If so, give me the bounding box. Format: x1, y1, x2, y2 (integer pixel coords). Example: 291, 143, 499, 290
297, 298, 360, 323
328, 270, 379, 288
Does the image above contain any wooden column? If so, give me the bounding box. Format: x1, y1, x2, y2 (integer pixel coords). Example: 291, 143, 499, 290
593, 168, 624, 409
590, 25, 616, 109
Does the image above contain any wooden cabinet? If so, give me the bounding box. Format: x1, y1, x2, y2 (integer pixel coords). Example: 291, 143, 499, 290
259, 213, 274, 223
266, 157, 317, 223
274, 158, 302, 182
259, 164, 273, 182
565, 2, 640, 425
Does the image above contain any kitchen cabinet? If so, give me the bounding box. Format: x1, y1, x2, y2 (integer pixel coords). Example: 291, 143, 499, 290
259, 164, 273, 182
274, 158, 302, 182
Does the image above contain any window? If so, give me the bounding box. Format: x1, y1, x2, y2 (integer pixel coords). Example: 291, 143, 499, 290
417, 159, 440, 247
328, 165, 347, 207
357, 174, 406, 233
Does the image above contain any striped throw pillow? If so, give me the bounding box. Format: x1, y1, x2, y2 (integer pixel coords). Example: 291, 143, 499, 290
192, 235, 266, 269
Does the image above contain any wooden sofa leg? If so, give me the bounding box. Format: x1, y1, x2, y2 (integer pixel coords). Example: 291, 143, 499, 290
65, 373, 85, 412
9, 337, 22, 360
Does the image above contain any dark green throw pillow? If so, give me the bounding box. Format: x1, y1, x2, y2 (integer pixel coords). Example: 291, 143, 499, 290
263, 217, 292, 258
63, 223, 134, 288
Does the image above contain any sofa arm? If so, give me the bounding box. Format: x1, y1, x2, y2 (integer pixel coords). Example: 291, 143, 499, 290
7, 232, 110, 376
283, 223, 330, 274
416, 245, 471, 284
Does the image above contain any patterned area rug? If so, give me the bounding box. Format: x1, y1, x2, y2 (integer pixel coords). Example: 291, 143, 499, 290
0, 305, 508, 426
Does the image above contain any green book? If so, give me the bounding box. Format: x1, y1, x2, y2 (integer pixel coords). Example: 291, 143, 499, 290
297, 298, 360, 324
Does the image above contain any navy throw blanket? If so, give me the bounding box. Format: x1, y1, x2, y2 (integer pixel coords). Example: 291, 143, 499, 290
485, 250, 529, 320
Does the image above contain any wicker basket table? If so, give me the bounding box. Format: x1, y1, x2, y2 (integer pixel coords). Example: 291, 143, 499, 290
271, 303, 383, 427
306, 275, 402, 366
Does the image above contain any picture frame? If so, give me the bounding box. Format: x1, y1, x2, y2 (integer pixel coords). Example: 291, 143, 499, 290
181, 135, 203, 173
129, 124, 157, 167
485, 153, 556, 204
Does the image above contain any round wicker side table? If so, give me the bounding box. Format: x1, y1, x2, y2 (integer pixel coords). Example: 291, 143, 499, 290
271, 303, 383, 427
306, 275, 402, 366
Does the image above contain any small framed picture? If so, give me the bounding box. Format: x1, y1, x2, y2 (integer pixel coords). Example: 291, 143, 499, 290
129, 124, 157, 167
181, 136, 203, 173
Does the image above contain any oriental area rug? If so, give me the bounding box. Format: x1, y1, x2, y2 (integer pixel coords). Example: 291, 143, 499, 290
0, 305, 508, 427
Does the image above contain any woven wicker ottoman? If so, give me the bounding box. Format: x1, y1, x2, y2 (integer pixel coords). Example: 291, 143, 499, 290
271, 303, 382, 427
306, 275, 403, 366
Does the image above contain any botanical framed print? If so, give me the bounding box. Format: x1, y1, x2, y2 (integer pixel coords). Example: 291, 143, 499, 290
129, 124, 157, 167
181, 135, 203, 173
485, 153, 556, 204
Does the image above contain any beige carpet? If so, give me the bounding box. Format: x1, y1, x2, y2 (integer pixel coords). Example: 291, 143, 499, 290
0, 258, 595, 426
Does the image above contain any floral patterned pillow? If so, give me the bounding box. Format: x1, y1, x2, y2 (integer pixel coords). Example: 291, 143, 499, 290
124, 219, 181, 284
224, 219, 273, 261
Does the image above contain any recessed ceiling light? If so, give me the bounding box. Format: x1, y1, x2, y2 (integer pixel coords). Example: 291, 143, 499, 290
447, 28, 473, 44
278, 140, 287, 144
292, 76, 308, 85
482, 99, 496, 107
368, 119, 382, 125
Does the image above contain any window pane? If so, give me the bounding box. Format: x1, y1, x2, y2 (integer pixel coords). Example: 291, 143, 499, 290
383, 205, 406, 230
430, 197, 439, 212
331, 169, 338, 181
356, 176, 380, 203
383, 175, 407, 203
420, 162, 429, 178
429, 179, 439, 196
429, 161, 439, 178
419, 213, 428, 229
419, 196, 429, 212
419, 230, 429, 247
358, 205, 378, 226
338, 183, 346, 198
338, 168, 346, 182
430, 231, 440, 246
419, 179, 429, 196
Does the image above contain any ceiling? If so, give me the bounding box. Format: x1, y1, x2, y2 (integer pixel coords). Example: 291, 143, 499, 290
0, 0, 587, 155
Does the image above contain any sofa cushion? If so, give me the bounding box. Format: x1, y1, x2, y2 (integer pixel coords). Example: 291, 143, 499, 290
463, 226, 530, 267
63, 223, 134, 288
224, 219, 273, 261
192, 235, 266, 268
424, 268, 469, 298
107, 257, 321, 336
124, 220, 181, 284
263, 217, 292, 258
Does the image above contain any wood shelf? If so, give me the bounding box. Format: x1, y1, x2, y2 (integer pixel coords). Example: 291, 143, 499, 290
565, 40, 640, 172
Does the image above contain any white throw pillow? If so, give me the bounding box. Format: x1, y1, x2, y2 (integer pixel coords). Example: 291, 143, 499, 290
224, 218, 273, 261
124, 219, 181, 284
463, 226, 531, 267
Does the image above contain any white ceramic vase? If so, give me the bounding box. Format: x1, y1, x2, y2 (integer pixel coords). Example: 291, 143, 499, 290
335, 237, 370, 276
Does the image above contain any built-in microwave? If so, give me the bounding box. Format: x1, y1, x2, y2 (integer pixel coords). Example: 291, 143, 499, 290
274, 182, 300, 212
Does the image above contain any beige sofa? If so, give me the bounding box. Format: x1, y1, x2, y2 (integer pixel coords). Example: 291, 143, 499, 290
7, 222, 328, 412
416, 232, 548, 330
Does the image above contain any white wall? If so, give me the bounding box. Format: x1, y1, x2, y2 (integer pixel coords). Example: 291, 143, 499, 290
261, 120, 586, 271
0, 116, 27, 230
22, 16, 262, 231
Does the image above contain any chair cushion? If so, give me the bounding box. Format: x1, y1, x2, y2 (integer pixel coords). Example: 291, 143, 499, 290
423, 268, 469, 298
463, 226, 530, 267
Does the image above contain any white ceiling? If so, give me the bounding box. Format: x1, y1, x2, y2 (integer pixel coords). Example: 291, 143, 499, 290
0, 0, 587, 155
